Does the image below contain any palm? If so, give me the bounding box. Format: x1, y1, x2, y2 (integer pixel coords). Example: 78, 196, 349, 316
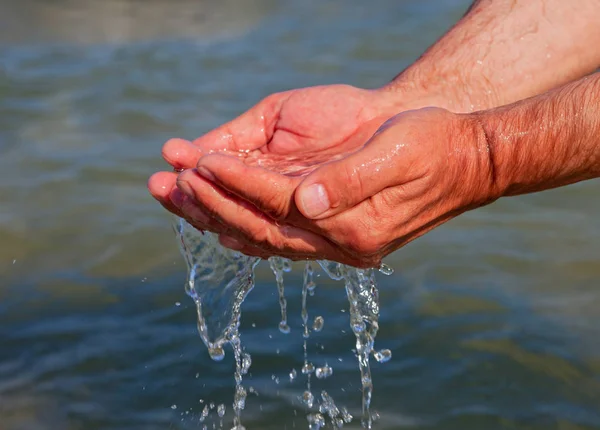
190, 84, 392, 159
259, 85, 387, 155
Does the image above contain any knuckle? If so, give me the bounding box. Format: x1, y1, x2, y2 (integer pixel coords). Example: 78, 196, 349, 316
345, 223, 387, 258
341, 164, 366, 207
245, 221, 283, 252
259, 193, 291, 222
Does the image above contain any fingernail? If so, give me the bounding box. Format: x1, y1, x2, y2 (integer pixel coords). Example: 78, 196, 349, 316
299, 183, 330, 218
176, 179, 194, 198
220, 235, 244, 250
170, 188, 185, 207
197, 166, 216, 182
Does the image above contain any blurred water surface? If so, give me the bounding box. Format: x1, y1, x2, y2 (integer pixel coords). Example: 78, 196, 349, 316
1, 0, 599, 429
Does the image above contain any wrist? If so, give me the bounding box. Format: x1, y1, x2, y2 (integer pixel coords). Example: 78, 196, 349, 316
471, 75, 600, 199
448, 111, 504, 209
378, 62, 500, 114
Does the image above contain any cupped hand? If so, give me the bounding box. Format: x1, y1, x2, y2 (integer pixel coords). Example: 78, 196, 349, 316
167, 107, 499, 267
148, 84, 401, 219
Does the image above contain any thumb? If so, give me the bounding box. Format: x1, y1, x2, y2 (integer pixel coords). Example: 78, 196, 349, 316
295, 121, 411, 219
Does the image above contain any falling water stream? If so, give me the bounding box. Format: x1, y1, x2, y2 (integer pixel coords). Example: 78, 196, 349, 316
172, 151, 393, 429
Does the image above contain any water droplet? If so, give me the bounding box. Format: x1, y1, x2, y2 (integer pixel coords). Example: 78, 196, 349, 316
217, 404, 226, 418
279, 321, 291, 334
289, 368, 297, 382
171, 404, 177, 410
302, 391, 314, 408
271, 374, 280, 385
378, 263, 394, 275
374, 349, 392, 363
315, 364, 333, 379
208, 346, 225, 361
302, 363, 315, 374
312, 316, 324, 332
307, 412, 325, 429
175, 302, 181, 307
351, 320, 366, 333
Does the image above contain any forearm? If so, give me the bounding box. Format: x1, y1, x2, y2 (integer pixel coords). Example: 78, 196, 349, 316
383, 0, 600, 113
476, 72, 600, 198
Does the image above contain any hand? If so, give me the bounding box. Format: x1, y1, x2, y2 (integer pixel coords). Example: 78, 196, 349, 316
148, 84, 402, 220
169, 107, 498, 267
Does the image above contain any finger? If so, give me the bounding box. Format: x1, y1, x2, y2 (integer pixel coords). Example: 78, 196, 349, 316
218, 235, 313, 261
294, 117, 422, 220
175, 168, 355, 262
147, 171, 185, 217
175, 189, 226, 234
195, 154, 302, 222
191, 92, 291, 153
162, 138, 203, 170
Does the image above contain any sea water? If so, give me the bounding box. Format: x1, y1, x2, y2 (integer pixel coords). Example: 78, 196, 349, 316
172, 151, 393, 429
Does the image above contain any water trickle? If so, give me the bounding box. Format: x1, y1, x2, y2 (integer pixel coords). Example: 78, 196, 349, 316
269, 257, 291, 334
174, 218, 257, 430
173, 218, 259, 359
301, 262, 316, 409
173, 154, 391, 429
322, 262, 381, 429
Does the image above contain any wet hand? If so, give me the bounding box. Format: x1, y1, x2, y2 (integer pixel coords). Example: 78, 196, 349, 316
169, 107, 497, 267
148, 84, 399, 220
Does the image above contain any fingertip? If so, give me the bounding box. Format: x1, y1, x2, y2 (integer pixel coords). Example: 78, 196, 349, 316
148, 171, 177, 198
196, 152, 240, 171
162, 138, 202, 169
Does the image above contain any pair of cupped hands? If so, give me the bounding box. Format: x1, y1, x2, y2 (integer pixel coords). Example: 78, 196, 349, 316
148, 85, 495, 268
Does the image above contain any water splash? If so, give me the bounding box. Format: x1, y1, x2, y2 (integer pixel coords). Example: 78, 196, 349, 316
174, 218, 258, 429
172, 152, 391, 428
174, 218, 259, 360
